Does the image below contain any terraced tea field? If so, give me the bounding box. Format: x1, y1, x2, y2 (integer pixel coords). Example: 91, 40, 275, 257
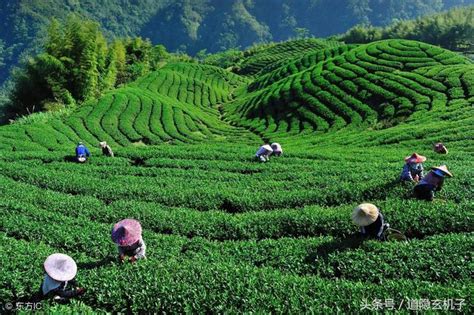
0, 39, 472, 313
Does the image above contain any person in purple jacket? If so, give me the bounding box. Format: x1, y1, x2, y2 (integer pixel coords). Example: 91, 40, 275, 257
75, 142, 90, 163
414, 165, 453, 201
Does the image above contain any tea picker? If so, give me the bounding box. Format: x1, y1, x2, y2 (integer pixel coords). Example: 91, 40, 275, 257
271, 142, 283, 156
400, 153, 426, 182
112, 219, 146, 263
433, 142, 448, 154
414, 165, 453, 201
351, 203, 407, 241
75, 142, 90, 163
352, 203, 387, 240
255, 144, 273, 162
99, 141, 114, 157
40, 253, 85, 303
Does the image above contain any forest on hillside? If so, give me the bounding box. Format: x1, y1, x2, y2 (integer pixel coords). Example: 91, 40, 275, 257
1, 4, 472, 123
1, 0, 473, 87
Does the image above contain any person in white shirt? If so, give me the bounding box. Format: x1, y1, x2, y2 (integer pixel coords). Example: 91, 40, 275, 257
40, 253, 85, 302
255, 144, 273, 162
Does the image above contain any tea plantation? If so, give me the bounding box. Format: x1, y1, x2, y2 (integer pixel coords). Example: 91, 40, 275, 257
0, 39, 472, 313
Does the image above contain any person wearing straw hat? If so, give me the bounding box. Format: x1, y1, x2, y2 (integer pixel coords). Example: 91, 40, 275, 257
270, 142, 283, 157
255, 144, 273, 162
112, 219, 146, 263
433, 142, 448, 154
400, 153, 426, 182
99, 141, 114, 157
352, 203, 387, 240
414, 165, 453, 201
75, 142, 90, 163
40, 253, 85, 302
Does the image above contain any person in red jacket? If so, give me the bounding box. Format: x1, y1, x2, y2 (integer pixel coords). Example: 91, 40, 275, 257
414, 165, 453, 201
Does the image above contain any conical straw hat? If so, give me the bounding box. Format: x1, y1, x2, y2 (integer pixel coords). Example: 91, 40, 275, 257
111, 219, 142, 246
404, 153, 426, 163
431, 165, 453, 177
352, 203, 379, 227
433, 143, 448, 154
44, 253, 77, 282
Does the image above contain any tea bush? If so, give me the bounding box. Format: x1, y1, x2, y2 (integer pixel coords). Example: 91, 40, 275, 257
0, 38, 472, 313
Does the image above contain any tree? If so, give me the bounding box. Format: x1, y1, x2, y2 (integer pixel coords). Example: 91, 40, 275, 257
8, 14, 170, 116
109, 40, 127, 86
150, 44, 169, 70
294, 27, 311, 39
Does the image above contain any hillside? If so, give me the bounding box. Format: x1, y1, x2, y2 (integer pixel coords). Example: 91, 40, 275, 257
228, 39, 473, 134
1, 0, 472, 86
0, 38, 473, 313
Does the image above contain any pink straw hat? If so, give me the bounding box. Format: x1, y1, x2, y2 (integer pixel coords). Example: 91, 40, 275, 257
404, 153, 426, 163
111, 219, 142, 246
44, 253, 77, 282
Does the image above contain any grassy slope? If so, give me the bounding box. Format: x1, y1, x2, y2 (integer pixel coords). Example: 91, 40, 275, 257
0, 39, 473, 313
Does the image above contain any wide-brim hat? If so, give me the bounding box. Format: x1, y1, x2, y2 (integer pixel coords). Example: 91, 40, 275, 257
404, 153, 426, 163
352, 203, 379, 227
112, 219, 142, 246
262, 144, 273, 151
431, 165, 453, 177
99, 141, 107, 147
271, 143, 281, 150
44, 253, 77, 282
433, 143, 448, 154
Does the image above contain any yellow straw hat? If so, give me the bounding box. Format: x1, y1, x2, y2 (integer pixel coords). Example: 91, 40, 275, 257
352, 203, 379, 227
431, 165, 453, 177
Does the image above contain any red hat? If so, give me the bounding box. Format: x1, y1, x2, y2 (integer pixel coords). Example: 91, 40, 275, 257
111, 219, 142, 246
404, 153, 426, 163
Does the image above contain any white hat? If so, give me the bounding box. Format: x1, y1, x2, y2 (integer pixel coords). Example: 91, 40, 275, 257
271, 143, 281, 150
44, 253, 77, 282
262, 144, 273, 151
